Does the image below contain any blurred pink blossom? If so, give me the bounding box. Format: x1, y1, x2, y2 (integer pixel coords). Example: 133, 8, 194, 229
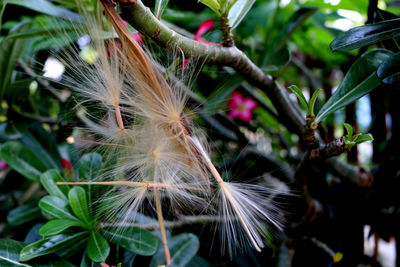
227, 91, 258, 122
182, 19, 218, 69
0, 160, 8, 170
123, 20, 143, 44
194, 19, 217, 45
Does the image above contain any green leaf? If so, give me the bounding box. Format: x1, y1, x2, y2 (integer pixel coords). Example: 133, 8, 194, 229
264, 7, 317, 60
187, 256, 211, 267
7, 203, 41, 226
199, 0, 221, 16
0, 239, 30, 267
0, 2, 6, 32
0, 20, 31, 101
87, 231, 110, 262
377, 51, 400, 85
354, 134, 374, 144
39, 196, 77, 220
228, 0, 255, 29
0, 141, 48, 181
68, 187, 93, 226
308, 89, 320, 117
288, 85, 308, 111
315, 49, 392, 122
102, 227, 159, 256
78, 153, 102, 180
330, 18, 400, 52
5, 0, 80, 21
19, 231, 89, 261
202, 75, 243, 115
150, 233, 200, 267
40, 170, 69, 200
343, 123, 353, 139
23, 123, 62, 169
39, 219, 84, 237
154, 0, 169, 19
261, 45, 291, 72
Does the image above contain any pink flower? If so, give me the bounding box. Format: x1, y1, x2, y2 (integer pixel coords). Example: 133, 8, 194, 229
227, 91, 258, 122
132, 32, 142, 44
194, 19, 217, 45
0, 160, 8, 171
123, 20, 143, 45
100, 263, 115, 267
182, 19, 218, 69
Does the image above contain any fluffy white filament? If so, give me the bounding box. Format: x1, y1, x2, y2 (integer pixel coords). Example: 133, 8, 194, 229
53, 0, 285, 257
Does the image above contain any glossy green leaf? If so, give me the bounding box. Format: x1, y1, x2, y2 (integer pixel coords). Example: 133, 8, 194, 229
330, 18, 400, 52
150, 233, 199, 267
78, 153, 102, 180
7, 203, 41, 226
199, 0, 221, 16
0, 3, 6, 32
261, 45, 291, 72
288, 85, 308, 111
5, 0, 80, 21
0, 239, 30, 267
262, 7, 316, 70
24, 223, 44, 244
102, 227, 159, 256
228, 0, 255, 29
39, 196, 77, 220
5, 23, 79, 40
39, 219, 84, 237
0, 20, 31, 100
354, 134, 374, 144
87, 231, 110, 262
343, 123, 353, 139
266, 7, 317, 56
0, 141, 48, 181
68, 187, 93, 226
377, 51, 400, 85
22, 123, 62, 170
308, 89, 320, 117
19, 231, 88, 261
154, 0, 169, 19
187, 256, 211, 267
315, 49, 392, 122
40, 170, 69, 200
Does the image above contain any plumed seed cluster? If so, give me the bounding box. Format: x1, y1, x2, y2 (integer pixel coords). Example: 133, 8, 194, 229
56, 0, 285, 259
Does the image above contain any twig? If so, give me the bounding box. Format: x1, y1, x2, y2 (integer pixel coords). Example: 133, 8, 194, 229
309, 138, 348, 160
56, 181, 202, 190
18, 59, 66, 103
101, 215, 226, 230
112, 0, 372, 187
220, 14, 234, 47
17, 111, 59, 124
115, 0, 305, 135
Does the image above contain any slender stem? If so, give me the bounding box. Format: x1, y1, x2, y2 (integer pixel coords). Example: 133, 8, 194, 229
115, 105, 124, 130
57, 181, 166, 188
154, 189, 171, 265
220, 14, 234, 47
57, 181, 204, 191
112, 0, 372, 185
102, 215, 228, 229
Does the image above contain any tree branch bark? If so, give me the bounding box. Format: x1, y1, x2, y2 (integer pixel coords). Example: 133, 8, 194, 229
109, 0, 372, 186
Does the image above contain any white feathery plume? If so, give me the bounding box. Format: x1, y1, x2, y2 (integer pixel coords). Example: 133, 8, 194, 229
54, 0, 286, 262
189, 136, 284, 254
